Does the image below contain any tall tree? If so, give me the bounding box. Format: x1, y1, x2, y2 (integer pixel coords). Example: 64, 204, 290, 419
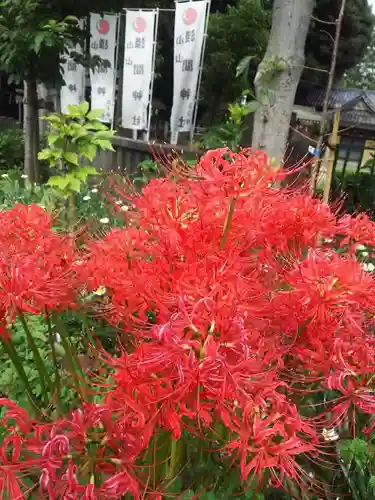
342, 26, 375, 89
252, 0, 315, 162
0, 0, 84, 181
202, 0, 373, 122
201, 0, 270, 123
0, 0, 122, 181
301, 0, 373, 89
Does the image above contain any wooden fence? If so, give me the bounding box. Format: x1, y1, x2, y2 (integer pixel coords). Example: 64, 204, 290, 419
93, 135, 202, 174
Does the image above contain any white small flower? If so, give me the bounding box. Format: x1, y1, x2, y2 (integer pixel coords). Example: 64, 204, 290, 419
363, 262, 375, 272
21, 174, 28, 179
99, 217, 109, 224
115, 200, 122, 206
324, 238, 333, 244
94, 286, 106, 296
91, 188, 98, 194
322, 428, 339, 442
362, 251, 369, 257
55, 333, 61, 344
83, 195, 91, 201
120, 205, 129, 212
357, 244, 366, 251
1, 173, 8, 178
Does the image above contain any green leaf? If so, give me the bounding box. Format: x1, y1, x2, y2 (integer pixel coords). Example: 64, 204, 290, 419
33, 32, 45, 54
93, 139, 115, 151
87, 109, 105, 120
77, 101, 90, 116
47, 133, 60, 146
47, 175, 70, 190
41, 114, 61, 124
67, 104, 81, 117
63, 152, 79, 166
81, 144, 97, 162
38, 149, 53, 160
245, 100, 261, 113
95, 130, 115, 139
236, 55, 254, 79
180, 491, 195, 500
74, 166, 98, 181
369, 476, 375, 490
53, 343, 66, 358
199, 493, 216, 500
86, 120, 108, 131
66, 174, 81, 192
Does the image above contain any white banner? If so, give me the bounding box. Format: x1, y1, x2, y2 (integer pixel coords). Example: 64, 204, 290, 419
89, 13, 118, 123
60, 26, 85, 113
170, 1, 208, 135
122, 10, 157, 131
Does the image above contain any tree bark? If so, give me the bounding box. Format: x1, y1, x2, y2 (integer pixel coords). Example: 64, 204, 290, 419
23, 79, 40, 183
252, 0, 315, 164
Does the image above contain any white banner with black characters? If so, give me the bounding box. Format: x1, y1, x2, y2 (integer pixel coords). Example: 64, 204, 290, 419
170, 0, 209, 136
60, 22, 85, 113
122, 10, 157, 131
89, 13, 118, 123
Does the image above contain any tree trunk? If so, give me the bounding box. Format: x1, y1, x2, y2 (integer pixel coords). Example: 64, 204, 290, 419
252, 0, 315, 164
23, 79, 40, 183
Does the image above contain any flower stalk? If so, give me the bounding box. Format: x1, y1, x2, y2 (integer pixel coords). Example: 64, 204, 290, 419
17, 308, 52, 403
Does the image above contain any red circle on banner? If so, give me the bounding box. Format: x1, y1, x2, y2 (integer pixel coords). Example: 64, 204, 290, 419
183, 7, 198, 25
133, 17, 147, 33
97, 19, 110, 35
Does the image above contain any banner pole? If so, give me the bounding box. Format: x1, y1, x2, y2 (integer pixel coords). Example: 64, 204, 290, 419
111, 13, 120, 130
145, 8, 159, 142
190, 0, 210, 144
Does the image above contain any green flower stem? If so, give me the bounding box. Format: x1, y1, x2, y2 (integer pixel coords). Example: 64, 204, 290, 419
45, 309, 63, 416
17, 309, 51, 404
166, 438, 179, 480
52, 312, 86, 401
220, 198, 236, 250
1, 338, 41, 416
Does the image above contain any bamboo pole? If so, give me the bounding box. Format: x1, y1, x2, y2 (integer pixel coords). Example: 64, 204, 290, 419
310, 0, 346, 194
322, 110, 340, 203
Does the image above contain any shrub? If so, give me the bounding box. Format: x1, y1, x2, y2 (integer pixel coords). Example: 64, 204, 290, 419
0, 120, 24, 172
2, 149, 375, 498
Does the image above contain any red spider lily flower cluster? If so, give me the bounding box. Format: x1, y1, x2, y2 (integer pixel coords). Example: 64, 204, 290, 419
81, 148, 375, 489
3, 148, 375, 498
0, 399, 149, 499
0, 204, 76, 331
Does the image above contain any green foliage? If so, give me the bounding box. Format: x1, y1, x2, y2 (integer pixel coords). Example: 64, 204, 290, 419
332, 169, 375, 216
338, 438, 375, 500
0, 169, 54, 210
302, 0, 374, 88
343, 26, 375, 89
0, 315, 76, 411
201, 0, 270, 120
0, 121, 24, 171
200, 100, 255, 150
0, 0, 84, 85
38, 102, 115, 198
202, 0, 373, 123
132, 159, 161, 188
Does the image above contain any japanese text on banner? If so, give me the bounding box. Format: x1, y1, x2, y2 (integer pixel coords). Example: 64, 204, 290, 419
122, 11, 157, 131
89, 14, 118, 123
60, 22, 85, 113
170, 1, 208, 135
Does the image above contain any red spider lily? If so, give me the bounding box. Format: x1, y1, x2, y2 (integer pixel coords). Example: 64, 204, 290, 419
0, 204, 76, 322
5, 147, 375, 497
338, 212, 375, 247
0, 399, 145, 500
